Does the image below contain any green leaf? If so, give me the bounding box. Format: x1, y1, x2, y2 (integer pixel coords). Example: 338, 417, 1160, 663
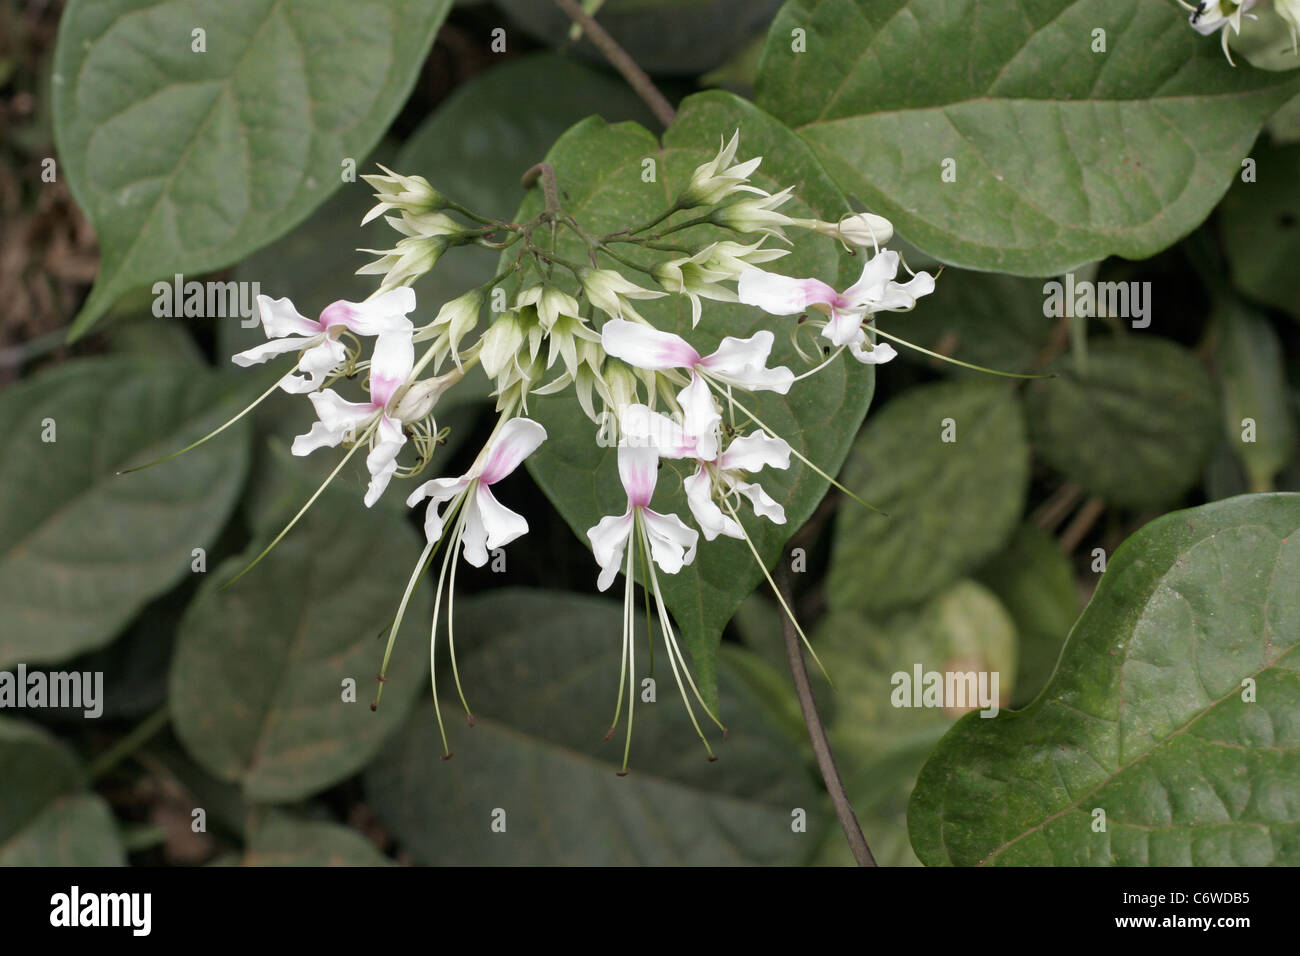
880, 271, 1058, 378
0, 718, 125, 865
1220, 140, 1300, 321
242, 812, 391, 866
815, 580, 1018, 865
828, 380, 1029, 615
755, 0, 1300, 274
908, 493, 1300, 866
975, 523, 1079, 707
0, 359, 251, 668
1027, 337, 1217, 509
514, 90, 876, 707
169, 463, 430, 803
1213, 298, 1298, 491
53, 0, 451, 339
366, 589, 821, 865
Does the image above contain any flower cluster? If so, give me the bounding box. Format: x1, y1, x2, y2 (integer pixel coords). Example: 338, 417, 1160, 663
199, 132, 941, 771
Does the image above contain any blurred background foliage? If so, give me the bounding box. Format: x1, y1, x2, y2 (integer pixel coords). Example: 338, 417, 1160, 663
1, 0, 1297, 866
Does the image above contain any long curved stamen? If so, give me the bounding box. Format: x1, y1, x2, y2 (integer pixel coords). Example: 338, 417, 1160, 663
637, 520, 723, 756
429, 493, 470, 759
221, 420, 377, 589
791, 345, 846, 382
373, 493, 464, 711
640, 522, 726, 734
719, 495, 832, 685
118, 369, 293, 475
374, 539, 434, 711
445, 500, 473, 724
870, 326, 1051, 380
618, 522, 637, 776
605, 536, 633, 740
714, 388, 886, 517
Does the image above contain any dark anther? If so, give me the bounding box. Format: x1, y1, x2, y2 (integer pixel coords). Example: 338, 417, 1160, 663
603, 728, 615, 741
376, 674, 388, 683
466, 714, 476, 727
440, 753, 454, 761
369, 701, 378, 711
615, 770, 630, 777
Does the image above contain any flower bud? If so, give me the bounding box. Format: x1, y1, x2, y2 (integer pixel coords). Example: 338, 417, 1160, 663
361, 165, 450, 225
391, 367, 464, 422
795, 212, 894, 249
477, 311, 524, 379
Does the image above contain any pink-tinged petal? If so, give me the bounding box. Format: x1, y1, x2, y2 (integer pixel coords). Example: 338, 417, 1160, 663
872, 271, 936, 312
620, 404, 695, 459
472, 484, 529, 555
232, 335, 315, 367
406, 475, 473, 544
677, 375, 721, 462
586, 510, 635, 591
843, 250, 900, 305
257, 295, 321, 338
320, 287, 416, 336
640, 508, 699, 574
363, 415, 407, 508
737, 268, 838, 315
683, 467, 741, 541
478, 417, 547, 485
735, 480, 786, 524
848, 339, 898, 365
367, 331, 414, 407
718, 431, 791, 474
698, 330, 794, 394
291, 389, 377, 456
601, 319, 700, 371
617, 442, 660, 508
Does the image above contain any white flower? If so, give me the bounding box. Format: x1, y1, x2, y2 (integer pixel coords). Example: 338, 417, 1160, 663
601, 319, 794, 460
291, 330, 415, 507
586, 443, 698, 592
622, 404, 790, 541
231, 289, 415, 393
679, 130, 764, 208
405, 417, 547, 566
361, 165, 448, 224
738, 249, 935, 364
1179, 0, 1257, 64
710, 186, 798, 239
653, 239, 786, 327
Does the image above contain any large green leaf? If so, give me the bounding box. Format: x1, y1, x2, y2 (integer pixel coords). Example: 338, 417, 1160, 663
755, 0, 1300, 274
365, 589, 822, 865
53, 0, 451, 339
828, 380, 1029, 614
0, 359, 251, 668
909, 494, 1300, 866
815, 580, 1018, 866
1220, 140, 1300, 320
170, 463, 430, 803
975, 523, 1079, 708
513, 90, 877, 706
1026, 337, 1217, 509
0, 718, 125, 865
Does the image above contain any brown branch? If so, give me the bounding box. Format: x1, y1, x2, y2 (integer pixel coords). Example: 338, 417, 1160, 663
552, 0, 676, 129
776, 547, 876, 867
